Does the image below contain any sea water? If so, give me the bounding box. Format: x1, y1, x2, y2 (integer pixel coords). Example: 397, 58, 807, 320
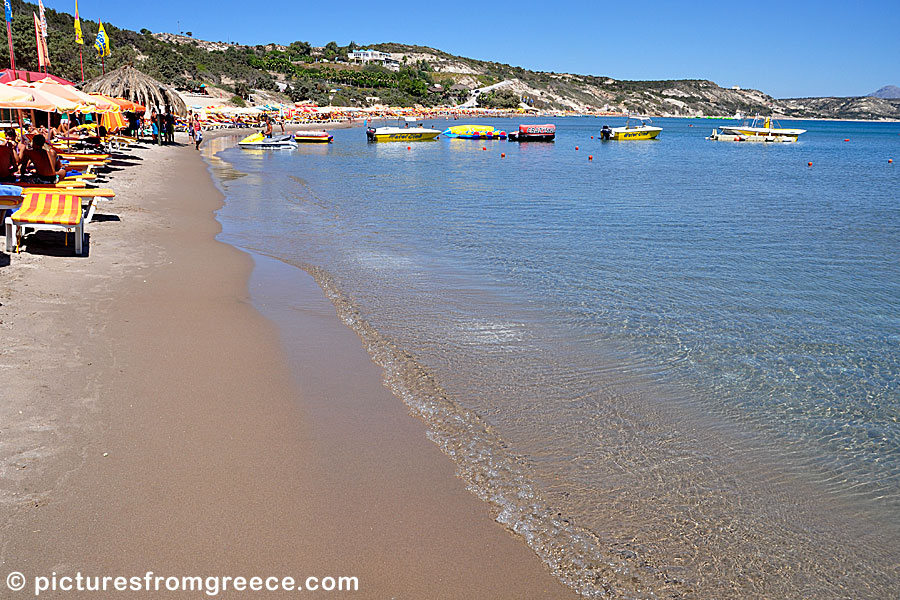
204, 117, 900, 598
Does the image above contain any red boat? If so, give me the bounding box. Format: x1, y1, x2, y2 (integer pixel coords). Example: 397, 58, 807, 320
508, 124, 555, 142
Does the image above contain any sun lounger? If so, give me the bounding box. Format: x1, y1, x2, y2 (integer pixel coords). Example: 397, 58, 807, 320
16, 180, 88, 189
0, 186, 24, 251
58, 153, 111, 162
63, 161, 107, 171
5, 192, 89, 255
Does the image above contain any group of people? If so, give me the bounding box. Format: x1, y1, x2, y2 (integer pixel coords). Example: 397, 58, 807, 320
150, 111, 177, 145
145, 110, 202, 149
0, 127, 67, 184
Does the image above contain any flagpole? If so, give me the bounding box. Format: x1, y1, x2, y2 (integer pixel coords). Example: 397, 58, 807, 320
5, 19, 15, 78
80, 48, 84, 82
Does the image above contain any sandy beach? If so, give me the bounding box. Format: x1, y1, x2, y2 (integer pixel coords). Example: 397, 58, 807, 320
0, 135, 576, 598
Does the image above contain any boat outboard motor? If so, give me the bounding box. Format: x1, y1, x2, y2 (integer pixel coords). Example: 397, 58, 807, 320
600, 125, 613, 140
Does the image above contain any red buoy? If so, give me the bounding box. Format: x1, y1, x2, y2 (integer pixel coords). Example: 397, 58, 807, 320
591, 135, 594, 139
407, 146, 411, 150
808, 162, 813, 167
575, 146, 579, 150
588, 155, 593, 161
482, 147, 486, 151
844, 138, 850, 142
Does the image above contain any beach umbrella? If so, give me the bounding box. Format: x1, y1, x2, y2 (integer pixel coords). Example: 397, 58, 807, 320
115, 97, 145, 112
84, 65, 187, 115
87, 93, 129, 113
0, 83, 79, 112
14, 78, 106, 111
0, 83, 34, 107
101, 110, 126, 131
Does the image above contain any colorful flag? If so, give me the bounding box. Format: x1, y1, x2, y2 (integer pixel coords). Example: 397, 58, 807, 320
38, 0, 48, 37
94, 21, 110, 56
74, 0, 83, 44
4, 0, 11, 24
33, 12, 46, 67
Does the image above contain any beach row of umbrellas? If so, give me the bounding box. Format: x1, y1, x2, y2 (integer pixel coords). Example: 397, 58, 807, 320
0, 77, 144, 114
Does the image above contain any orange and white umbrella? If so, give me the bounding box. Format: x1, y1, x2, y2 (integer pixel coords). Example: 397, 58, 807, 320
0, 83, 34, 107
0, 81, 79, 112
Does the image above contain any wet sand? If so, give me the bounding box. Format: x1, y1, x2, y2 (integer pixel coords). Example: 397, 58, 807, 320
0, 136, 575, 598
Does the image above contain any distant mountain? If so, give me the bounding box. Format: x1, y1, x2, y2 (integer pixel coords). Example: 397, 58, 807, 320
780, 95, 900, 120
869, 85, 900, 99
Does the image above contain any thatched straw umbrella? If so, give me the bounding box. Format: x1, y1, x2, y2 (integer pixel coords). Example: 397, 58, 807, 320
83, 65, 187, 115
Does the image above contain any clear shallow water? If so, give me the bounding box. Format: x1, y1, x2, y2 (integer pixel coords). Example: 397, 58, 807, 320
205, 118, 900, 598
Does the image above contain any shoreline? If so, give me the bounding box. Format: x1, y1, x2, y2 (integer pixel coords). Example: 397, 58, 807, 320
0, 137, 575, 597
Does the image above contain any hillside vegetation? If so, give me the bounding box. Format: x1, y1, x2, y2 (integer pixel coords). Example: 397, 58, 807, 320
2, 1, 898, 120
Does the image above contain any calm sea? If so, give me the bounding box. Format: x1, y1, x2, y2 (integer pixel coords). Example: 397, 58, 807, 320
204, 117, 900, 598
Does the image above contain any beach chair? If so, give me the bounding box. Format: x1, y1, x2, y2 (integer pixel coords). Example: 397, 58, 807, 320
21, 187, 114, 214
5, 192, 88, 255
0, 185, 24, 251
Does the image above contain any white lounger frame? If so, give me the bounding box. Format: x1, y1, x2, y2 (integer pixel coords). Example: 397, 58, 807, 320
4, 196, 99, 256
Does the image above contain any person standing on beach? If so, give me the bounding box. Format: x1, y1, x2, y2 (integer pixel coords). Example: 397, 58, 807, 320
187, 111, 195, 143
192, 115, 202, 150
165, 112, 175, 144
156, 112, 165, 146
150, 111, 159, 144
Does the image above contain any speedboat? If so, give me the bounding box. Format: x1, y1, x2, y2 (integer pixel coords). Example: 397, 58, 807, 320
715, 115, 806, 142
366, 117, 441, 142
602, 116, 662, 140
294, 130, 333, 143
507, 124, 555, 142
238, 133, 297, 149
366, 126, 441, 142
442, 124, 507, 139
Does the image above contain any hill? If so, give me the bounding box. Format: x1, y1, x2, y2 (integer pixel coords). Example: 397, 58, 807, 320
779, 95, 900, 120
1, 2, 898, 120
870, 85, 900, 99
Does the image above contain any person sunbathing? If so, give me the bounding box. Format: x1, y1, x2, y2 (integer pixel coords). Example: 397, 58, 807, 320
19, 134, 66, 184
0, 131, 18, 183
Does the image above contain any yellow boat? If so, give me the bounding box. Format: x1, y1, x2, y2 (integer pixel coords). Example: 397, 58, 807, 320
365, 126, 441, 142
716, 115, 806, 142
601, 116, 662, 140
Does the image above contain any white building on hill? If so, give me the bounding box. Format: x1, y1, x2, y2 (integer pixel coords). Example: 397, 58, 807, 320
348, 49, 400, 71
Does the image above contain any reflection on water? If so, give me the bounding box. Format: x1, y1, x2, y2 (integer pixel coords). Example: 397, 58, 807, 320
205, 118, 900, 598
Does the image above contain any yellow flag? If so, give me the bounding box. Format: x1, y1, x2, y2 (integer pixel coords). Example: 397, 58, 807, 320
74, 0, 83, 44
94, 20, 110, 56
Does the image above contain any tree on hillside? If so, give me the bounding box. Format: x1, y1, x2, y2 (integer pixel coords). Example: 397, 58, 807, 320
289, 41, 311, 56
478, 88, 520, 109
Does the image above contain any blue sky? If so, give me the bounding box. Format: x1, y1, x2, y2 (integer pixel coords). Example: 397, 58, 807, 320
46, 0, 898, 98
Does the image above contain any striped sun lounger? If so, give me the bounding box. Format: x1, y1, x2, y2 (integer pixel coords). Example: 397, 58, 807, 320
5, 192, 86, 255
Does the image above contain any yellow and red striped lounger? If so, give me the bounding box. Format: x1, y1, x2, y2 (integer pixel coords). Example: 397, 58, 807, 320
5, 193, 85, 255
